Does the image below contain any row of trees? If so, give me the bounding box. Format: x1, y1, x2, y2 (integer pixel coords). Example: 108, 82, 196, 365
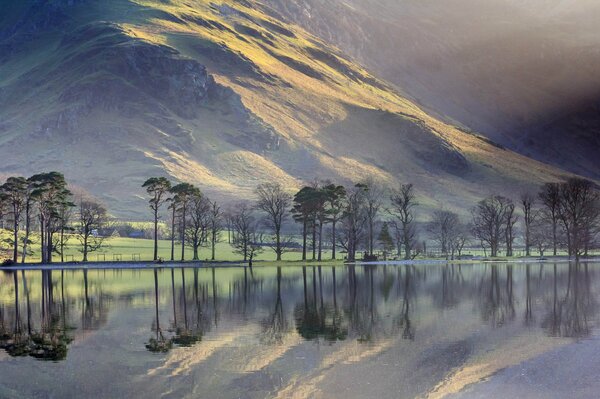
1, 172, 598, 264
471, 178, 600, 260
0, 172, 109, 264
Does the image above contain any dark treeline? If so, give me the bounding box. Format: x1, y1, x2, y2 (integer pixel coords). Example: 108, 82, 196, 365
0, 172, 109, 265
1, 172, 598, 264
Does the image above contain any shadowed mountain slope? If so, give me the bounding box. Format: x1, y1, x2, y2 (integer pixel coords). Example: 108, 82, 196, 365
0, 0, 574, 218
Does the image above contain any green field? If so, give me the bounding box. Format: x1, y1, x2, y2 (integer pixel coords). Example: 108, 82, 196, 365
0, 231, 338, 264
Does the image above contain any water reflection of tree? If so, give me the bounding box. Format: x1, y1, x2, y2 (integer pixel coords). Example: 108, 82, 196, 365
542, 263, 596, 338
146, 269, 172, 353
479, 265, 515, 328
0, 270, 72, 361
261, 267, 288, 344
295, 266, 348, 342
81, 269, 109, 332
397, 266, 415, 340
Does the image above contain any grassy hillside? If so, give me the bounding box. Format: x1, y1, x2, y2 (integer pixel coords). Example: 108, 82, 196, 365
0, 0, 573, 218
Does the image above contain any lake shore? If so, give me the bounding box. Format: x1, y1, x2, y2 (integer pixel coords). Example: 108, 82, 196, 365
2, 256, 599, 271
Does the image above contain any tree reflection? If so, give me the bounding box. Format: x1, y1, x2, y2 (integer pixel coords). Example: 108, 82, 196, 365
0, 271, 72, 361
261, 267, 288, 344
146, 268, 172, 353
479, 265, 515, 327
542, 263, 596, 338
295, 266, 347, 342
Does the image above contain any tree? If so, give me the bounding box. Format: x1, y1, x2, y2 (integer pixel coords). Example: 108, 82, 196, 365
29, 172, 71, 263
362, 178, 385, 257
390, 184, 417, 260
504, 199, 518, 257
450, 223, 470, 259
557, 178, 599, 260
54, 199, 75, 263
292, 186, 319, 261
530, 211, 552, 257
377, 222, 394, 260
521, 193, 535, 256
231, 203, 263, 262
539, 183, 561, 256
170, 183, 200, 261
0, 177, 27, 262
471, 195, 512, 257
255, 183, 292, 261
186, 191, 210, 261
76, 197, 109, 262
322, 184, 346, 260
142, 177, 171, 261
338, 184, 368, 261
427, 210, 460, 259
209, 201, 223, 261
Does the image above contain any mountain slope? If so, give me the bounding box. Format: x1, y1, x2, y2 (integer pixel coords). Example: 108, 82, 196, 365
265, 0, 600, 179
0, 0, 572, 218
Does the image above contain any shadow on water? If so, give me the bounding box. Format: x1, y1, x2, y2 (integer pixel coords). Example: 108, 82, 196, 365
0, 262, 598, 362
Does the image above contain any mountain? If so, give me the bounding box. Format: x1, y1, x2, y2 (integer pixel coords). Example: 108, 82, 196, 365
265, 0, 600, 179
0, 0, 572, 218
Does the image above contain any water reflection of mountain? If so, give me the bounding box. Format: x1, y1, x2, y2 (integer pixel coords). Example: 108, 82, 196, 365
2, 263, 600, 361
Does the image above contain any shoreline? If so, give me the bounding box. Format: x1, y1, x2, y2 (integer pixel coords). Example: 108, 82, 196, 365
1, 256, 598, 271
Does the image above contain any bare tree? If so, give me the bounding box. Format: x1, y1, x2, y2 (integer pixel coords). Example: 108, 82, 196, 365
521, 192, 535, 256
530, 211, 552, 257
557, 178, 600, 260
427, 210, 460, 259
338, 184, 368, 261
539, 183, 561, 256
76, 197, 109, 262
504, 200, 518, 257
390, 184, 417, 260
451, 224, 470, 259
209, 201, 223, 261
255, 183, 292, 261
471, 195, 512, 257
186, 192, 211, 261
231, 203, 263, 262
362, 177, 385, 257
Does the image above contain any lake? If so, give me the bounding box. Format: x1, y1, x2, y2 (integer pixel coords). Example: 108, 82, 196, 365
0, 262, 598, 398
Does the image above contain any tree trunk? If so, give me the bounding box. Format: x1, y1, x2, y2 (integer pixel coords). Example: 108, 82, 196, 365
180, 207, 186, 261
60, 227, 65, 263
211, 232, 216, 261
312, 217, 316, 260
21, 204, 30, 264
302, 219, 307, 261
275, 226, 281, 261
332, 220, 336, 260
83, 230, 89, 262
369, 218, 374, 256
13, 224, 18, 263
318, 221, 323, 261
170, 207, 176, 261
153, 208, 159, 261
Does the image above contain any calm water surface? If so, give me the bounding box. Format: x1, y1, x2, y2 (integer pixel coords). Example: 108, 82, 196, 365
0, 263, 598, 398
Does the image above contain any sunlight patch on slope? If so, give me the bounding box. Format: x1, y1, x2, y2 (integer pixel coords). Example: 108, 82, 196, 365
216, 150, 301, 192
143, 150, 238, 192
317, 154, 396, 185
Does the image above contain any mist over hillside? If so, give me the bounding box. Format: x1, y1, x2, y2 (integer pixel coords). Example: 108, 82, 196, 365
0, 0, 582, 218
266, 0, 600, 179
